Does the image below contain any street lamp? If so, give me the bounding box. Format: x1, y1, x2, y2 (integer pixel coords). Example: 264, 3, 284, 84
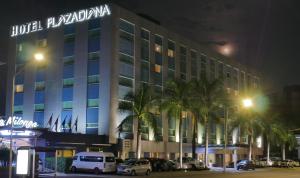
242, 98, 253, 108
8, 52, 45, 178
223, 97, 254, 173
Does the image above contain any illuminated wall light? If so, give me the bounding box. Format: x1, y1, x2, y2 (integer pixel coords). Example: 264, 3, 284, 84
256, 136, 262, 148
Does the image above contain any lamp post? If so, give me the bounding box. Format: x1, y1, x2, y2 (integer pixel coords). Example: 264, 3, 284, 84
242, 98, 254, 161
8, 52, 45, 178
223, 98, 253, 173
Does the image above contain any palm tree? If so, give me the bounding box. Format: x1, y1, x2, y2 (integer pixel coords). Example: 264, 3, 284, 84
118, 84, 158, 159
161, 79, 191, 168
230, 110, 263, 160
260, 111, 283, 165
190, 77, 226, 167
276, 127, 297, 160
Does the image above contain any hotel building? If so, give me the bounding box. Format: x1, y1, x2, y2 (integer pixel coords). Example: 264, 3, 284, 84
6, 3, 262, 164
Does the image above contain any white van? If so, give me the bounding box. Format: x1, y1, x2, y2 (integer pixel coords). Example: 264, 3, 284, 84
71, 152, 116, 174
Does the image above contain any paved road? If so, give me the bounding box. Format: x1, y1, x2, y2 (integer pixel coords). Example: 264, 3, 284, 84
39, 167, 300, 178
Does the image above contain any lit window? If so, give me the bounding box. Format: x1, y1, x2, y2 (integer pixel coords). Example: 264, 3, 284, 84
155, 44, 162, 53
168, 49, 174, 58
154, 64, 161, 73
15, 85, 24, 93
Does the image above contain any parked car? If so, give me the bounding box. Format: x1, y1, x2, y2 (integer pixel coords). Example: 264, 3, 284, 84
71, 152, 116, 174
280, 159, 295, 168
237, 160, 255, 170
144, 158, 175, 172
176, 157, 204, 170
117, 159, 151, 176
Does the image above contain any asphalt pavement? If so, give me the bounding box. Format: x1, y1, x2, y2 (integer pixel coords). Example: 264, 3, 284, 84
38, 167, 300, 178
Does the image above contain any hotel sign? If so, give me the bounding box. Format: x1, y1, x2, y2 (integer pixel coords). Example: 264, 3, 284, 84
0, 116, 38, 128
10, 4, 111, 37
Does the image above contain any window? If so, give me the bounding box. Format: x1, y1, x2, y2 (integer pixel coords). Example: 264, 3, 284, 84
218, 62, 224, 79
155, 44, 162, 53
63, 63, 74, 79
15, 84, 24, 93
119, 54, 134, 78
37, 39, 47, 48
88, 30, 100, 52
141, 40, 149, 61
34, 111, 44, 127
119, 31, 134, 56
35, 81, 45, 91
63, 78, 74, 87
154, 64, 161, 73
88, 59, 99, 76
14, 93, 23, 106
180, 46, 187, 80
35, 91, 45, 104
88, 19, 101, 30
64, 24, 75, 35
80, 156, 103, 162
168, 117, 176, 142
87, 84, 99, 99
36, 68, 46, 82
191, 50, 197, 77
200, 55, 207, 78
141, 61, 149, 82
62, 87, 73, 101
63, 35, 75, 57
119, 19, 134, 34
105, 157, 115, 162
141, 29, 149, 40
86, 108, 98, 134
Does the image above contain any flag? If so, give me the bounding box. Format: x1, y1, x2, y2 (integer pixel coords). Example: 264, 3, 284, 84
61, 115, 67, 132
47, 113, 53, 128
53, 115, 59, 132
68, 115, 72, 133
73, 116, 78, 132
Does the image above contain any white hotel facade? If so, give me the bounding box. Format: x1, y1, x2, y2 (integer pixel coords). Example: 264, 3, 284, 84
6, 3, 262, 164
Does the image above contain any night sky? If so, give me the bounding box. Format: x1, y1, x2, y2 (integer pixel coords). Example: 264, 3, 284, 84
1, 0, 300, 112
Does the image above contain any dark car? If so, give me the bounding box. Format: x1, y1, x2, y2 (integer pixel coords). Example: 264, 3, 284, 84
237, 160, 255, 170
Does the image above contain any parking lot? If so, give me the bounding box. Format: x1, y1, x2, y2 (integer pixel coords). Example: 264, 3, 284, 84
39, 167, 300, 178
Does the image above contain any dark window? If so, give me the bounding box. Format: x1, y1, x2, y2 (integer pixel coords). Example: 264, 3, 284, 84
141, 61, 149, 82
86, 108, 98, 134
62, 87, 73, 101
141, 40, 149, 61
80, 156, 103, 162
35, 68, 45, 82
119, 19, 134, 34
34, 111, 44, 127
88, 19, 101, 30
88, 59, 99, 76
63, 64, 74, 79
88, 30, 100, 52
141, 29, 149, 40
87, 84, 99, 99
119, 32, 134, 56
14, 93, 23, 105
64, 24, 75, 35
34, 91, 45, 104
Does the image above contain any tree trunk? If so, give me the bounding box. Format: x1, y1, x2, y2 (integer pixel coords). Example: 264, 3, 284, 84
192, 116, 197, 159
267, 141, 270, 165
282, 144, 286, 161
136, 131, 141, 159
248, 134, 252, 160
204, 115, 209, 168
179, 112, 183, 168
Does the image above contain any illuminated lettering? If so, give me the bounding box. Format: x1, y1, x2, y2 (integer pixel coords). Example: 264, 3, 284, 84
11, 4, 111, 37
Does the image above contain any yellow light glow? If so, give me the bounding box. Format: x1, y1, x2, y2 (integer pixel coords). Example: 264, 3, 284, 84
34, 53, 44, 61
242, 98, 253, 108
